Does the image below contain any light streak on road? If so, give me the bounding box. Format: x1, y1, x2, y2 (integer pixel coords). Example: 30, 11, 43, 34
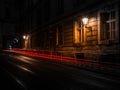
8, 55, 37, 64
3, 50, 120, 70
8, 60, 35, 75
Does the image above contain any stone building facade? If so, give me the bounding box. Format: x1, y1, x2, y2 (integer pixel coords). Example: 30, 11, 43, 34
25, 0, 120, 63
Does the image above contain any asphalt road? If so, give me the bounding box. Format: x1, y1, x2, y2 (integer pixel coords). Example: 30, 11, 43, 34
0, 52, 120, 90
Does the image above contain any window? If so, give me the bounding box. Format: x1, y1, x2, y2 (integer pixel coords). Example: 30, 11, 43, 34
56, 25, 63, 46
74, 20, 84, 44
100, 12, 109, 40
100, 9, 117, 42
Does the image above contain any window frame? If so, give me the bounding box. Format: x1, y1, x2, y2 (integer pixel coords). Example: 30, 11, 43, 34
74, 19, 85, 45
98, 4, 119, 44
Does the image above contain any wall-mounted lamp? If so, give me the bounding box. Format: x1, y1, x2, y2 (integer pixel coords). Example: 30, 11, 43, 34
82, 17, 88, 25
23, 34, 29, 49
23, 35, 29, 40
23, 35, 26, 39
82, 17, 92, 31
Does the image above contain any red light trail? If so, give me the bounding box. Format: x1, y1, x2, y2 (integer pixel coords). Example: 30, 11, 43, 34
3, 49, 120, 70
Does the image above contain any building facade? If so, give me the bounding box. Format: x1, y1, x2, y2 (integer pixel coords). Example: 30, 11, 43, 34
24, 0, 120, 63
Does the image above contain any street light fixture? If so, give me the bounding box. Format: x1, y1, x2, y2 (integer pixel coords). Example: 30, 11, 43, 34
23, 35, 26, 39
23, 35, 29, 49
23, 35, 29, 40
82, 17, 88, 25
82, 17, 92, 31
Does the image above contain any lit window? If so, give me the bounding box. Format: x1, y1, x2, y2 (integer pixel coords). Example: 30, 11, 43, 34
74, 20, 84, 44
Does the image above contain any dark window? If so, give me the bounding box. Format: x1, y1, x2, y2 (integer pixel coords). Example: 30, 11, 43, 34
100, 10, 117, 41
58, 25, 63, 45
100, 12, 109, 40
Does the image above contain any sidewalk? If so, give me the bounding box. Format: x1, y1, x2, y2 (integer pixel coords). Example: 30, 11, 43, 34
3, 48, 120, 77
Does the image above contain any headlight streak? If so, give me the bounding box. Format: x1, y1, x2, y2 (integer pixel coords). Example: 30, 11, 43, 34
8, 61, 34, 75
8, 55, 34, 64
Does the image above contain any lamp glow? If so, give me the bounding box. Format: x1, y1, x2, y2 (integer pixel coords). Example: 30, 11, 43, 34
82, 17, 88, 25
23, 35, 26, 39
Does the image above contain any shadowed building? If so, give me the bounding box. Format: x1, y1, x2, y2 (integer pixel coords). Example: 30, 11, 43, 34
23, 0, 120, 64
0, 0, 33, 49
1, 0, 120, 64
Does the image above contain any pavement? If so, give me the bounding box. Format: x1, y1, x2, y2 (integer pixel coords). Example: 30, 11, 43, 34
2, 48, 120, 77
0, 67, 25, 90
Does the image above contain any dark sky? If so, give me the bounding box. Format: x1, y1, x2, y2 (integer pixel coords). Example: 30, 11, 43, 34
0, 0, 111, 24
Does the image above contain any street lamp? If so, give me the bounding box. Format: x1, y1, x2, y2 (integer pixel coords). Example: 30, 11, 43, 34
23, 35, 29, 40
81, 17, 90, 44
82, 17, 88, 25
23, 35, 26, 39
23, 35, 29, 49
82, 17, 92, 31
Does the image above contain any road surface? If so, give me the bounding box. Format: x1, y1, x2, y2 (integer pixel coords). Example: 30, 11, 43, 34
0, 52, 120, 90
